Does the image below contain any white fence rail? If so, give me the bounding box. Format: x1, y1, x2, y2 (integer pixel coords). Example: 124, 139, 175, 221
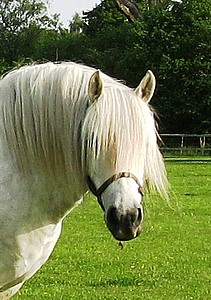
160, 134, 211, 155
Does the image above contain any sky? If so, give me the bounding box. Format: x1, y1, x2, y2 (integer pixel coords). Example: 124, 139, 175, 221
46, 0, 101, 27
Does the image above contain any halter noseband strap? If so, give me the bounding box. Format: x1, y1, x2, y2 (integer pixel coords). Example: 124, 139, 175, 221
87, 172, 144, 211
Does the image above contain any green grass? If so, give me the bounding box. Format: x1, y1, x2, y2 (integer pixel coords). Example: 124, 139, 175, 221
15, 158, 211, 299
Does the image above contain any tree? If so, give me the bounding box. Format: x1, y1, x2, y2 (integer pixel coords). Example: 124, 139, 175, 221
69, 13, 84, 33
0, 0, 61, 64
141, 0, 211, 133
82, 0, 139, 75
83, 0, 125, 35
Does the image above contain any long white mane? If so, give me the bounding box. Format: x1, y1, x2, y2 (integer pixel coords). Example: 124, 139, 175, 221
0, 62, 167, 196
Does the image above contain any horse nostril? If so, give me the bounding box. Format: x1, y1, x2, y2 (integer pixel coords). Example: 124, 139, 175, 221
137, 207, 143, 223
128, 208, 142, 226
107, 207, 142, 227
107, 206, 119, 226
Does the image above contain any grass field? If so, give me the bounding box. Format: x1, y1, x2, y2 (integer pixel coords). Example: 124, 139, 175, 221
14, 158, 211, 299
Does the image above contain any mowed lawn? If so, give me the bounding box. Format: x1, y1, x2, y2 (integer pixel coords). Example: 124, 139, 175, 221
15, 158, 211, 299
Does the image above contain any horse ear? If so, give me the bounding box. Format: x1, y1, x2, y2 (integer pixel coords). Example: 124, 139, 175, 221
88, 70, 103, 102
135, 70, 156, 103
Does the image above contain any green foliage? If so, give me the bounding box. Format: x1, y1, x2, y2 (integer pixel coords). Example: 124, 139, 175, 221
0, 0, 62, 64
0, 59, 10, 75
13, 159, 211, 299
145, 0, 211, 133
0, 0, 210, 133
83, 0, 125, 35
69, 13, 84, 33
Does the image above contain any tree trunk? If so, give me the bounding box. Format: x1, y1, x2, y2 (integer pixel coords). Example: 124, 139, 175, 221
115, 0, 142, 22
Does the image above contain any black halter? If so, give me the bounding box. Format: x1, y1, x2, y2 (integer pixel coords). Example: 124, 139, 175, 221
87, 172, 144, 211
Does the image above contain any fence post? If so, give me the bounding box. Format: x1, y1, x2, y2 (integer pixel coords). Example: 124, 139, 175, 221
180, 135, 184, 154
200, 136, 206, 155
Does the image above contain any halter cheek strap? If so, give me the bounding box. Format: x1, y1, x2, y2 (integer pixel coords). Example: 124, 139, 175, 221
87, 172, 144, 211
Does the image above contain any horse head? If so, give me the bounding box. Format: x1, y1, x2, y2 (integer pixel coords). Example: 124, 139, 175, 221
83, 69, 159, 241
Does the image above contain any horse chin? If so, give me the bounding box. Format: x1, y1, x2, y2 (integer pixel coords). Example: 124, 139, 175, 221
110, 226, 142, 242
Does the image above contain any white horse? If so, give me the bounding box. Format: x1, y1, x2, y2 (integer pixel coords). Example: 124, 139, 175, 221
0, 62, 168, 298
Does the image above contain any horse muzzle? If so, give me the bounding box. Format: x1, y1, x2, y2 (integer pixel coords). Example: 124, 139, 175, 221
105, 206, 143, 241
87, 172, 144, 241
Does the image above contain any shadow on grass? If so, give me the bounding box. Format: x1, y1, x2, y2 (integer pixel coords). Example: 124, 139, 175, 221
86, 276, 156, 288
